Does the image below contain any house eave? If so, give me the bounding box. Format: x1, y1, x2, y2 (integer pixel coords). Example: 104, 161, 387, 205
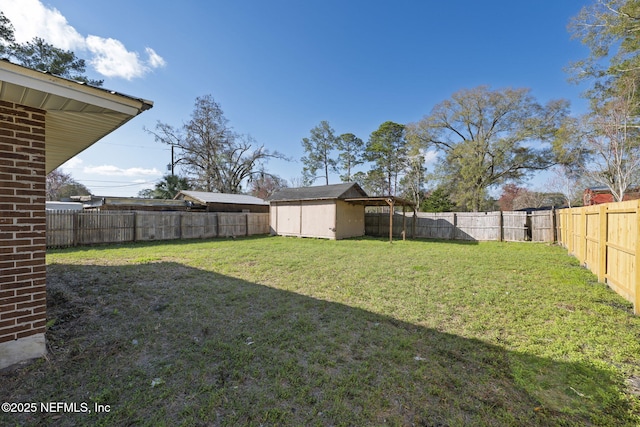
0, 60, 153, 173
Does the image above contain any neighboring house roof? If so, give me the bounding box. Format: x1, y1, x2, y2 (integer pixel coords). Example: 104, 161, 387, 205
585, 186, 613, 193
68, 195, 188, 209
175, 190, 269, 206
45, 201, 83, 211
0, 60, 153, 173
268, 182, 368, 202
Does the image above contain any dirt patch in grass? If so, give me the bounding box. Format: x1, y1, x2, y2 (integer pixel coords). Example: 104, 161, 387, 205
2, 237, 640, 426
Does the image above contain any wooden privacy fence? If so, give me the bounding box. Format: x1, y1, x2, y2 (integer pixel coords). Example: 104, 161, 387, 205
556, 200, 640, 314
47, 211, 270, 248
365, 210, 556, 242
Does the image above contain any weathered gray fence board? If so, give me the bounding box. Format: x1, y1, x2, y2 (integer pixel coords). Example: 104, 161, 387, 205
77, 212, 135, 245
414, 213, 455, 239
218, 213, 247, 237
46, 211, 76, 247
364, 210, 556, 242
248, 213, 269, 236
181, 212, 218, 239
136, 212, 181, 241
530, 211, 555, 242
455, 212, 501, 241
502, 212, 528, 241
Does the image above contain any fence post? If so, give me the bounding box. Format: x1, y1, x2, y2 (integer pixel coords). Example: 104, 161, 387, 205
498, 211, 504, 242
72, 211, 79, 247
567, 209, 573, 254
635, 201, 640, 315
246, 213, 250, 237
451, 213, 457, 240
580, 208, 587, 265
598, 205, 607, 283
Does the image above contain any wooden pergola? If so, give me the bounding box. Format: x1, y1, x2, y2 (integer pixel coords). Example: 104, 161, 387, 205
345, 196, 417, 243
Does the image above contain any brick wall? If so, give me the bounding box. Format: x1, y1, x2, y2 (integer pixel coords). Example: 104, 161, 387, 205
0, 100, 47, 368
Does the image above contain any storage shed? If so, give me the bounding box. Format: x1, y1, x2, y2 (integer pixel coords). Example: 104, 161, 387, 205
268, 183, 368, 240
0, 60, 152, 369
175, 190, 269, 213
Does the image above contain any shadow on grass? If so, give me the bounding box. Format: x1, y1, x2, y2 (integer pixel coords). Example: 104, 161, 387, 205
1, 261, 634, 426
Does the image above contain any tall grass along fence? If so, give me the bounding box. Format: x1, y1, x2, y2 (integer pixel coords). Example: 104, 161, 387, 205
365, 210, 556, 242
557, 199, 640, 314
47, 211, 270, 248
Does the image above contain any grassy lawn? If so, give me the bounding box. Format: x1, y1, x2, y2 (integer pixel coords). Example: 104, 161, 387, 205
3, 236, 640, 426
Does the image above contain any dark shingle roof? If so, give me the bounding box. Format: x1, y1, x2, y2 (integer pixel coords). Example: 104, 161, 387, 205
268, 183, 368, 202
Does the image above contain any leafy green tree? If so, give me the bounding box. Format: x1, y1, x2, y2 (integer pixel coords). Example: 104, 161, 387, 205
0, 12, 102, 86
147, 95, 285, 193
566, 1, 640, 202
407, 86, 569, 211
568, 0, 640, 105
336, 133, 364, 182
352, 170, 387, 197
0, 12, 15, 56
301, 121, 338, 185
139, 174, 190, 199
421, 187, 455, 212
12, 37, 103, 86
364, 121, 407, 196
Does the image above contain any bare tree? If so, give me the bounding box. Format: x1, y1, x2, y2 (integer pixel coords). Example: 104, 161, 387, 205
146, 95, 286, 193
546, 166, 584, 207
579, 78, 640, 201
249, 172, 288, 199
46, 169, 91, 200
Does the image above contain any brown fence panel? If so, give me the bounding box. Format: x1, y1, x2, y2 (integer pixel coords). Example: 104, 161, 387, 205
364, 213, 381, 236
218, 213, 248, 237
77, 211, 134, 245
364, 211, 548, 242
135, 212, 181, 241
181, 212, 218, 239
46, 211, 269, 248
530, 211, 555, 242
46, 211, 76, 248
455, 212, 501, 241
414, 213, 455, 239
248, 213, 270, 236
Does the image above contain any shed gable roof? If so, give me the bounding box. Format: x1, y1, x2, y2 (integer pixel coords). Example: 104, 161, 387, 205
268, 182, 368, 202
176, 190, 268, 206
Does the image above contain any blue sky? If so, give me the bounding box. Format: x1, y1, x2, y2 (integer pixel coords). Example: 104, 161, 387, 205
2, 0, 591, 197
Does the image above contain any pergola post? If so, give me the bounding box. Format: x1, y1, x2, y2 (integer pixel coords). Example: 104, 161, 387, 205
402, 204, 406, 241
386, 198, 394, 243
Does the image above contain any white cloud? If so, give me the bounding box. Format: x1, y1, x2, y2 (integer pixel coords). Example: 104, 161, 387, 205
423, 149, 439, 166
59, 156, 84, 172
0, 0, 166, 80
145, 48, 166, 69
84, 165, 162, 177
86, 36, 148, 80
0, 0, 84, 50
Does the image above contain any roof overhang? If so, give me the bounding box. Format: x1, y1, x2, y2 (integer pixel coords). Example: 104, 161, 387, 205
0, 60, 153, 173
345, 196, 416, 209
